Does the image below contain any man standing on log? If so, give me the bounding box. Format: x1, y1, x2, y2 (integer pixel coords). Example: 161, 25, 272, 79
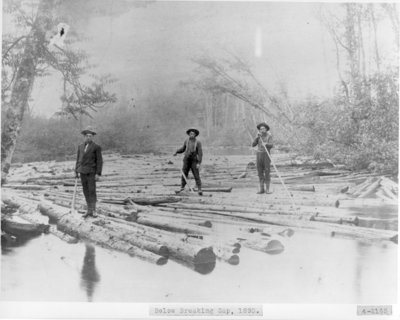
252, 122, 273, 194
75, 126, 103, 218
174, 128, 203, 196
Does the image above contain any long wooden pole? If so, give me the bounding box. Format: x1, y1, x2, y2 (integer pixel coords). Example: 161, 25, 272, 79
260, 138, 297, 209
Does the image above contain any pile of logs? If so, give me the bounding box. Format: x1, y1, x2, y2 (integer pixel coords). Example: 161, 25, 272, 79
1, 152, 398, 274
347, 176, 398, 201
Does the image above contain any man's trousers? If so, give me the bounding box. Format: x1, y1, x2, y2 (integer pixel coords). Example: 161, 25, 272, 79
256, 152, 271, 183
181, 157, 202, 189
80, 172, 97, 213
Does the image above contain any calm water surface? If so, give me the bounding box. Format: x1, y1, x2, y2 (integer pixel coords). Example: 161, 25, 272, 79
1, 227, 397, 303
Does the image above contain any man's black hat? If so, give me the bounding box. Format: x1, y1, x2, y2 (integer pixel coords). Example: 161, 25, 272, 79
81, 126, 96, 135
186, 128, 199, 136
256, 122, 270, 131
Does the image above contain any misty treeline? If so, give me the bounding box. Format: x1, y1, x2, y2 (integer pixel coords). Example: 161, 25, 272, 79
2, 2, 399, 180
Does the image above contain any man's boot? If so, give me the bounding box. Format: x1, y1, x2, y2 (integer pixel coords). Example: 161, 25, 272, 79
197, 186, 203, 196
256, 180, 265, 194
265, 181, 272, 194
91, 202, 98, 218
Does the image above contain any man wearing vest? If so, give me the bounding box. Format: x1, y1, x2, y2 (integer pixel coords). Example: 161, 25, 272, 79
252, 122, 273, 194
75, 126, 103, 218
173, 128, 203, 196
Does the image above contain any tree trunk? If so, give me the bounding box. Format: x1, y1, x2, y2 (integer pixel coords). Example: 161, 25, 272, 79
1, 0, 55, 184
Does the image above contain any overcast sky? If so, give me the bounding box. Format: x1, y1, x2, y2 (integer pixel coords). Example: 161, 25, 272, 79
27, 1, 397, 117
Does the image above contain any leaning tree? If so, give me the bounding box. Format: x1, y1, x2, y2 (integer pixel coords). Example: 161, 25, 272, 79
1, 0, 117, 183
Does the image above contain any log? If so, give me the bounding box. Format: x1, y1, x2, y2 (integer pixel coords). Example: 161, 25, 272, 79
2, 184, 46, 190
94, 220, 170, 257
2, 193, 78, 243
352, 177, 377, 197
358, 179, 381, 198
156, 202, 398, 243
288, 185, 315, 192
336, 198, 398, 210
241, 238, 285, 255
98, 196, 180, 206
1, 218, 49, 237
38, 201, 168, 266
193, 187, 233, 193
135, 215, 212, 236
157, 202, 315, 219
310, 216, 343, 224
38, 200, 217, 272
184, 236, 240, 265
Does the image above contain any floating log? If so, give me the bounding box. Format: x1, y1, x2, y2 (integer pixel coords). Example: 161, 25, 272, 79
288, 185, 315, 192
38, 200, 218, 272
358, 179, 381, 198
37, 201, 168, 266
135, 215, 212, 236
241, 238, 285, 255
2, 184, 46, 191
337, 198, 398, 210
184, 236, 240, 265
157, 202, 398, 243
193, 187, 233, 193
1, 218, 49, 237
98, 196, 180, 206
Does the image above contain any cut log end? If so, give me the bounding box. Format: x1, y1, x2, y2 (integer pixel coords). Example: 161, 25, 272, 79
156, 256, 169, 266
158, 246, 170, 258
265, 239, 285, 255
198, 221, 212, 228
232, 247, 240, 254
193, 247, 217, 275
227, 254, 240, 265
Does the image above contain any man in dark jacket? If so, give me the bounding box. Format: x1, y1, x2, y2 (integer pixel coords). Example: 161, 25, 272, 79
252, 122, 273, 194
75, 126, 103, 218
174, 128, 203, 196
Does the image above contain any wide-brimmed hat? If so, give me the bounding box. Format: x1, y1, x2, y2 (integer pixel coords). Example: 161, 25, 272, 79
81, 126, 96, 136
186, 128, 199, 136
256, 122, 270, 131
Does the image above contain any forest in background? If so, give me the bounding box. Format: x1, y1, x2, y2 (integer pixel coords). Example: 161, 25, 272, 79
2, 1, 399, 176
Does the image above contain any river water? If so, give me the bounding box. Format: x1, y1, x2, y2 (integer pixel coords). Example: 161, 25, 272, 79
1, 223, 397, 303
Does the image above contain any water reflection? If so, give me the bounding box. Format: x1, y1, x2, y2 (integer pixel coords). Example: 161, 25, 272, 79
80, 244, 100, 302
1, 233, 41, 254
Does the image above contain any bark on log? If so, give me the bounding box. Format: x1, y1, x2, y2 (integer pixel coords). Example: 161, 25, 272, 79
135, 215, 212, 236
2, 193, 78, 243
288, 185, 315, 192
184, 236, 240, 265
1, 218, 49, 237
156, 202, 397, 243
38, 200, 217, 272
38, 202, 168, 265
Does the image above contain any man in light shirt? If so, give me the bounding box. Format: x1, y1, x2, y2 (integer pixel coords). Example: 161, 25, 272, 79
252, 122, 273, 194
